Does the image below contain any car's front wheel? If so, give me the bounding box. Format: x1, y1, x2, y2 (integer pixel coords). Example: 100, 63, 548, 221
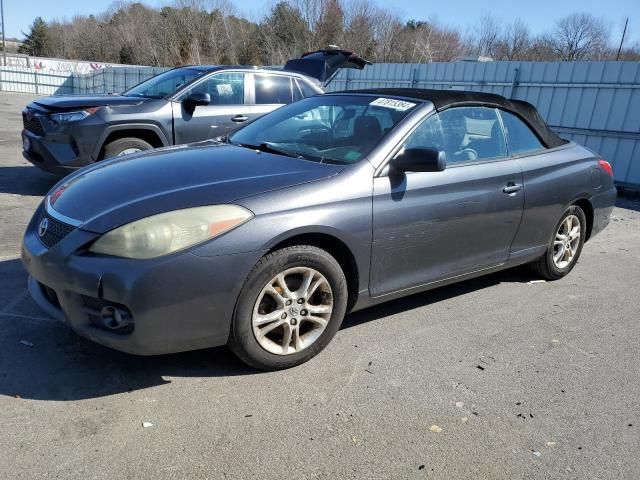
102, 137, 153, 159
229, 246, 348, 370
532, 204, 587, 280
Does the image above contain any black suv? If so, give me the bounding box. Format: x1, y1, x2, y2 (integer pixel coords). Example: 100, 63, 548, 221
22, 49, 370, 175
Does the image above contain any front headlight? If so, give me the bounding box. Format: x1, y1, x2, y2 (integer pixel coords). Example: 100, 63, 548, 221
89, 205, 253, 259
50, 109, 96, 123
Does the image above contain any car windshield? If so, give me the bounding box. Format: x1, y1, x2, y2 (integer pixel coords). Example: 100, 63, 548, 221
229, 95, 419, 164
123, 68, 206, 99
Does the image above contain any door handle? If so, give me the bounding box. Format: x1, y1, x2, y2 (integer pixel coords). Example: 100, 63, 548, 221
231, 115, 249, 123
502, 183, 522, 194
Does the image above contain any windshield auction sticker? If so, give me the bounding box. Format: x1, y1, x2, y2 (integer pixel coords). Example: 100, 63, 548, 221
370, 98, 416, 111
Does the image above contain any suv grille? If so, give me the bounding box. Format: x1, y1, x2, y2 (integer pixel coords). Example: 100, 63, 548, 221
38, 211, 75, 248
22, 111, 44, 136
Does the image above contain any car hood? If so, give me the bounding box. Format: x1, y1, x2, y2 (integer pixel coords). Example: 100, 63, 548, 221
47, 143, 343, 233
30, 94, 145, 112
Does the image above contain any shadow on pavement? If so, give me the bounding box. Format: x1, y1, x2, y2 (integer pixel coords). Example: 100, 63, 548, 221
343, 266, 535, 329
616, 195, 640, 212
0, 166, 59, 196
0, 254, 537, 402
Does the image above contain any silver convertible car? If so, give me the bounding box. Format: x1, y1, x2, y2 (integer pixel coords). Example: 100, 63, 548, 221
22, 88, 616, 370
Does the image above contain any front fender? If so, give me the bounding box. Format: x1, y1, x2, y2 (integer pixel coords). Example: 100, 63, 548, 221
91, 123, 171, 159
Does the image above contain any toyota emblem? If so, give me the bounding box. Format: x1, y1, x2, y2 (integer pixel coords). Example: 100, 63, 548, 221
38, 217, 49, 238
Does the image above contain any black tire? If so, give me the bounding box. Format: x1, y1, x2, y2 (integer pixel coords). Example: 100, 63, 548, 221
531, 204, 587, 280
229, 245, 348, 370
102, 137, 153, 159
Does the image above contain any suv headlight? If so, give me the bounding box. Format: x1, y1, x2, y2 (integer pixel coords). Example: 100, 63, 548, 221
89, 205, 253, 259
50, 108, 97, 123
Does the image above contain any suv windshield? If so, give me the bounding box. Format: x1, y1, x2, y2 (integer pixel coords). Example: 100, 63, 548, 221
123, 68, 206, 99
229, 95, 419, 164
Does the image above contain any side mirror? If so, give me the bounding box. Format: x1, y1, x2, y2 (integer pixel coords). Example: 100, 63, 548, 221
392, 147, 446, 173
184, 92, 211, 109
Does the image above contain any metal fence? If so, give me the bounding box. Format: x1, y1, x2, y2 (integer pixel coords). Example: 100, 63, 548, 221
328, 61, 640, 188
1, 60, 639, 187
0, 66, 167, 95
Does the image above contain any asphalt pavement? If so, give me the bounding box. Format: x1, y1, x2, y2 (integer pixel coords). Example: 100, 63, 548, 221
0, 92, 638, 479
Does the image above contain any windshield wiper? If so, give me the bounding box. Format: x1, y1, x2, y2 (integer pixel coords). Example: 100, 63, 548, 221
237, 142, 302, 159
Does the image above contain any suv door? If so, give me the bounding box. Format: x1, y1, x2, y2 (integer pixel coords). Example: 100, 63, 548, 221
242, 74, 299, 124
172, 72, 249, 144
370, 106, 525, 297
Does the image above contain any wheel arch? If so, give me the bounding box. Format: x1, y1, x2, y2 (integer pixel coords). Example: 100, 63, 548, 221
94, 124, 170, 160
265, 231, 360, 311
572, 197, 594, 241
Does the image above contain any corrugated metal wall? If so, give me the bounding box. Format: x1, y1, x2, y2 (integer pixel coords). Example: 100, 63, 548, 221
328, 61, 640, 188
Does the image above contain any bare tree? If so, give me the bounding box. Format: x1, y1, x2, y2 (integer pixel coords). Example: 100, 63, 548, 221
497, 18, 531, 60
547, 12, 610, 60
342, 0, 376, 59
475, 13, 502, 58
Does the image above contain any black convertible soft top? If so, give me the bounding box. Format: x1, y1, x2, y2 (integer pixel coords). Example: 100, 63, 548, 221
336, 88, 566, 149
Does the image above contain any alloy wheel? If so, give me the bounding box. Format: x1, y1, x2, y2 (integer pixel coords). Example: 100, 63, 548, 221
252, 267, 333, 355
553, 214, 581, 269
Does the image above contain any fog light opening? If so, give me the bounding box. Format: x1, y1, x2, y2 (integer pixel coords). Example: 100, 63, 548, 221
99, 305, 132, 331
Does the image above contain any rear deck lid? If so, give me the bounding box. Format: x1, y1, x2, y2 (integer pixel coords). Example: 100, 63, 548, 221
284, 48, 371, 85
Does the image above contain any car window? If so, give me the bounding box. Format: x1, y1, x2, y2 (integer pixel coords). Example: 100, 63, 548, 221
189, 72, 245, 105
229, 94, 418, 165
499, 110, 545, 155
255, 75, 293, 104
405, 106, 507, 165
296, 79, 319, 98
124, 68, 205, 99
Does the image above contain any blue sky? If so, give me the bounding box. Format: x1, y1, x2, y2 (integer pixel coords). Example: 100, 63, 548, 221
2, 0, 639, 44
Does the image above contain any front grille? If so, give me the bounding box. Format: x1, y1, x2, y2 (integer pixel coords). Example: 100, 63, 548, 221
22, 111, 45, 136
37, 211, 75, 248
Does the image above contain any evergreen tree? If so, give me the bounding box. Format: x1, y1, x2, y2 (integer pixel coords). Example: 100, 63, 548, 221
19, 17, 50, 56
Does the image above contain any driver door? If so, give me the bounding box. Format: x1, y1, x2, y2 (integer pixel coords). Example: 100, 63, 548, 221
172, 72, 250, 144
370, 106, 524, 296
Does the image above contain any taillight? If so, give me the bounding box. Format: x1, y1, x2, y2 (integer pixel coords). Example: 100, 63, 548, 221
598, 160, 613, 178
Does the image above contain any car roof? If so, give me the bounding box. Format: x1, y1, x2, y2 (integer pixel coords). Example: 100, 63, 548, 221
332, 88, 566, 149
175, 65, 321, 85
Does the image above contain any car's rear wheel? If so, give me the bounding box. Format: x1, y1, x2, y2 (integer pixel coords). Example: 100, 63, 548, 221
531, 205, 586, 280
102, 137, 153, 159
229, 245, 348, 370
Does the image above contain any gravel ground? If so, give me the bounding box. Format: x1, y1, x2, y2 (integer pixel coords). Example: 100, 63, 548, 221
0, 92, 639, 480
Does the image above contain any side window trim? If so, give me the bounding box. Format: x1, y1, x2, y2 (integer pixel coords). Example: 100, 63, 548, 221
495, 107, 511, 156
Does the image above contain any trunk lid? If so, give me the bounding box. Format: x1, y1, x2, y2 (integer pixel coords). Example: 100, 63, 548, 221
284, 48, 371, 86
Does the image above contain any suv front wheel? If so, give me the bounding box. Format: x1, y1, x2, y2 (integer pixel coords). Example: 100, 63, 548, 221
102, 137, 153, 159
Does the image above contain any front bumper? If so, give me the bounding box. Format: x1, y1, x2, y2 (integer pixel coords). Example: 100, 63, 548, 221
22, 129, 95, 176
21, 109, 105, 175
22, 207, 263, 355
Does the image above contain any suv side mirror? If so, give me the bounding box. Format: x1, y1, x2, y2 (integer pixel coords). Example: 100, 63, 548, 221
184, 92, 211, 109
392, 147, 446, 173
